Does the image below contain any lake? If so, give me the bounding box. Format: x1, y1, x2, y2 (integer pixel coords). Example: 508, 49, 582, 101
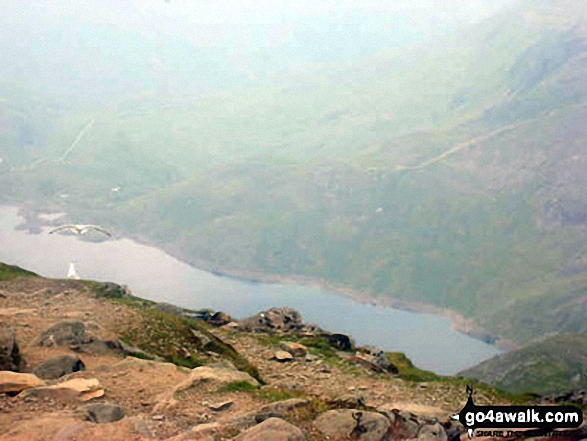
0, 205, 500, 374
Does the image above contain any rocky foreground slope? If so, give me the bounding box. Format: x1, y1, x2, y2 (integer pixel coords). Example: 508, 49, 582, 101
0, 264, 585, 440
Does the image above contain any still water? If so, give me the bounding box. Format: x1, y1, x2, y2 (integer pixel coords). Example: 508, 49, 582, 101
0, 206, 500, 374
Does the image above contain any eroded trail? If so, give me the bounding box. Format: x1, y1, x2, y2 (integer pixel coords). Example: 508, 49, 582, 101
59, 118, 95, 163
396, 102, 587, 171
395, 120, 531, 171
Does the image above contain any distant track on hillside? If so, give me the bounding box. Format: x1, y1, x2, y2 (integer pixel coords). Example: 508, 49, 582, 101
58, 118, 95, 163
396, 102, 587, 171
395, 120, 530, 171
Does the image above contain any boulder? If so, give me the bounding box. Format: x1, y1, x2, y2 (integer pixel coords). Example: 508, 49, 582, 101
208, 311, 233, 326
239, 308, 306, 333
190, 328, 213, 348
230, 398, 310, 429
314, 409, 390, 441
92, 282, 130, 299
84, 402, 125, 424
279, 342, 307, 358
33, 354, 85, 379
38, 321, 87, 347
115, 339, 162, 361
442, 419, 464, 441
347, 352, 399, 374
374, 351, 399, 374
418, 423, 448, 441
233, 417, 305, 441
19, 377, 103, 401
274, 351, 294, 362
323, 333, 353, 351
0, 328, 21, 371
0, 371, 45, 394
209, 400, 233, 411
173, 361, 259, 394
381, 409, 422, 439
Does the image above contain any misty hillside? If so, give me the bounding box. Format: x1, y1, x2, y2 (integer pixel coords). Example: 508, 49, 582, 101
1, 0, 587, 345
460, 333, 587, 395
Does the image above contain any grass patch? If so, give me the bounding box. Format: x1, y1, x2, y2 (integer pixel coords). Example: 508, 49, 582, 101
385, 352, 442, 383
112, 298, 263, 381
257, 387, 307, 402
0, 263, 38, 281
385, 352, 525, 403
224, 381, 259, 393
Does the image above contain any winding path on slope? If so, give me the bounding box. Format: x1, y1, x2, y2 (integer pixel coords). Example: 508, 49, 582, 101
395, 120, 531, 171
396, 102, 587, 171
58, 118, 95, 163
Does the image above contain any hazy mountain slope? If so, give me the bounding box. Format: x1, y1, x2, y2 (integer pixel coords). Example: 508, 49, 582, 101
2, 0, 587, 345
459, 334, 587, 395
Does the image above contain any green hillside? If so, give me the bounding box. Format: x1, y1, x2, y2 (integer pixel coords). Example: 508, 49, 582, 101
459, 333, 587, 395
1, 0, 587, 345
0, 262, 38, 281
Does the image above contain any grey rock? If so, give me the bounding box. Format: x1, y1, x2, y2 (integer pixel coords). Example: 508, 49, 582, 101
84, 402, 125, 424
92, 282, 130, 299
239, 308, 306, 333
418, 423, 447, 441
374, 351, 399, 375
233, 417, 305, 441
323, 333, 353, 351
230, 399, 310, 429
314, 409, 390, 441
385, 409, 421, 439
33, 354, 85, 379
38, 321, 87, 347
279, 341, 307, 358
442, 420, 464, 441
0, 328, 21, 371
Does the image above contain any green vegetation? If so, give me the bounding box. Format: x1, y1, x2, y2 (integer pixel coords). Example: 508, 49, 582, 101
385, 352, 442, 383
223, 381, 259, 393
256, 387, 307, 402
460, 333, 587, 395
115, 299, 261, 380
0, 263, 38, 281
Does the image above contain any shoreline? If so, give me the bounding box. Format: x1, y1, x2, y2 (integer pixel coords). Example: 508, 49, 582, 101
12, 203, 515, 353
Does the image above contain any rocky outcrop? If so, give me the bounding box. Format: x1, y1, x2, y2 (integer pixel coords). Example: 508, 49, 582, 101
173, 361, 259, 394
229, 398, 311, 429
417, 423, 448, 441
344, 351, 399, 374
153, 303, 233, 326
239, 308, 312, 333
538, 388, 587, 406
19, 377, 104, 402
279, 341, 307, 358
313, 409, 390, 441
84, 402, 125, 424
323, 333, 353, 351
0, 371, 45, 394
0, 328, 21, 371
92, 282, 131, 299
274, 350, 294, 362
38, 321, 88, 347
233, 417, 305, 441
32, 354, 85, 379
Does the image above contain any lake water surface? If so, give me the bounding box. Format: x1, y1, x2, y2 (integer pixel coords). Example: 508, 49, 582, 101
0, 205, 500, 374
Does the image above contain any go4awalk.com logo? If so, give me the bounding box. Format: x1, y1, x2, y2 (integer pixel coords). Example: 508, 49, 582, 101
452, 386, 583, 438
